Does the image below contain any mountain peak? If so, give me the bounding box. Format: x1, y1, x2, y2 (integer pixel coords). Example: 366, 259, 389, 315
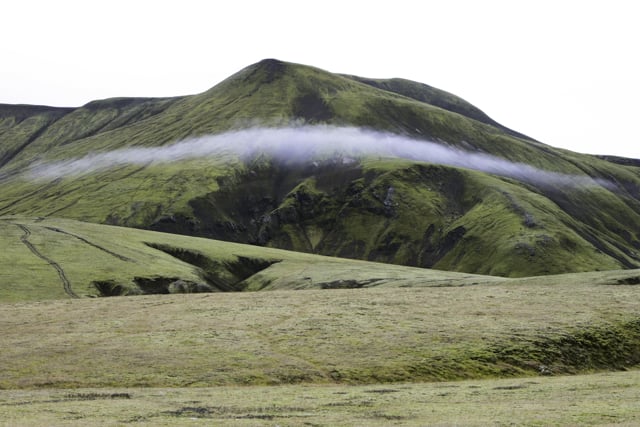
255, 58, 287, 69
241, 58, 290, 84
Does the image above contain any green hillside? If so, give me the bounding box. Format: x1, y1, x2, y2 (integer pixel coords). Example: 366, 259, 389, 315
2, 216, 640, 418
2, 59, 640, 425
1, 59, 639, 277
0, 216, 503, 302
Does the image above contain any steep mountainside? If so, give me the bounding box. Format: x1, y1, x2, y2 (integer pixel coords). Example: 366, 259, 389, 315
1, 59, 639, 277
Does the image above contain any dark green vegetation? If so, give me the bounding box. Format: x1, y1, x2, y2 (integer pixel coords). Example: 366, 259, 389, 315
1, 59, 639, 277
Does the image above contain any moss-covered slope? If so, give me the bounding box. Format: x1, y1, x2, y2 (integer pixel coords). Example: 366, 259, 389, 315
0, 59, 639, 277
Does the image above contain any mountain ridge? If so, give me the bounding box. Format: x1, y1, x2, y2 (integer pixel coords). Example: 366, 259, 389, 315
1, 59, 639, 277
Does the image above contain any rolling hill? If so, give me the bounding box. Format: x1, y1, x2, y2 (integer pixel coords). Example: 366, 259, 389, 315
1, 59, 639, 279
0, 216, 505, 302
2, 61, 640, 425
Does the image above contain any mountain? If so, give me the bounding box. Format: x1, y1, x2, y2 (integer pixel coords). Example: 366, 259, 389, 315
1, 59, 639, 277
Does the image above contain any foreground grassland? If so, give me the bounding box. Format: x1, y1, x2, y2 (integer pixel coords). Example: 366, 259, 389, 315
1, 370, 639, 426
2, 216, 640, 425
2, 279, 640, 389
1, 219, 640, 425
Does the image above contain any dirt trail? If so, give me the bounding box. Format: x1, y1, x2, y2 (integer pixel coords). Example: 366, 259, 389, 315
44, 226, 134, 262
15, 223, 78, 298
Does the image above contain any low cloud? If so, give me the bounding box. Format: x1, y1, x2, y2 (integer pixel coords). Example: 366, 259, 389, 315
28, 125, 610, 188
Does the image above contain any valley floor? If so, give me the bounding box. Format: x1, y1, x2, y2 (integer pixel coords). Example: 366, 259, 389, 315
1, 370, 638, 426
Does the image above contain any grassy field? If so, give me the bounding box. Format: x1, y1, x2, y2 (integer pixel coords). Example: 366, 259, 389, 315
2, 276, 639, 389
2, 217, 640, 424
1, 370, 639, 426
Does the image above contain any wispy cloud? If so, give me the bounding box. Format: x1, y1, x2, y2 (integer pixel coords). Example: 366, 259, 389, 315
28, 125, 611, 188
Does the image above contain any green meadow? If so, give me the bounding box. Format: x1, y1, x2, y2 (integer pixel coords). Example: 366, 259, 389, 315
1, 217, 640, 425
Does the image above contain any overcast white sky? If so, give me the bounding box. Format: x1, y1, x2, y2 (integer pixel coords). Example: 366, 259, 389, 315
1, 0, 638, 158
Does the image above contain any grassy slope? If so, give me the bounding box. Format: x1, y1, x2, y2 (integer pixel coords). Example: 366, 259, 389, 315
2, 371, 639, 426
0, 59, 639, 278
2, 216, 639, 424
0, 216, 502, 302
1, 273, 640, 389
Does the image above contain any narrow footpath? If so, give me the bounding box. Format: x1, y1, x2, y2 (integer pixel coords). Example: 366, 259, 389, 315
15, 223, 78, 298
